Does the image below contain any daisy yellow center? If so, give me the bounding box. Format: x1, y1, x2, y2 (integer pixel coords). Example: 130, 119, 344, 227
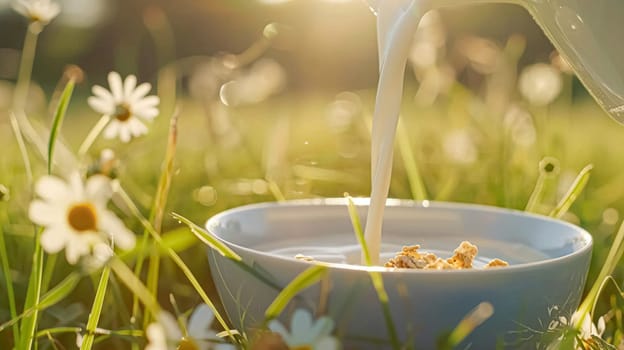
177, 338, 199, 350
292, 346, 313, 350
67, 202, 98, 232
114, 103, 132, 122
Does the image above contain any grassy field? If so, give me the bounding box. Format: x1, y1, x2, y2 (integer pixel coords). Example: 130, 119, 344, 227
2, 3, 624, 349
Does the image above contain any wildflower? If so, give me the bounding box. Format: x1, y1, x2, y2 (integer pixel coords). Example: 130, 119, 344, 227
88, 71, 160, 143
518, 63, 563, 106
570, 311, 605, 341
12, 0, 60, 25
87, 148, 119, 179
146, 305, 235, 350
28, 173, 135, 264
268, 309, 340, 350
545, 310, 606, 349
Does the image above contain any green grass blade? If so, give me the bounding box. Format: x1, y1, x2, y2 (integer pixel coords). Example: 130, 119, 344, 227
109, 258, 160, 317
9, 111, 33, 183
367, 271, 401, 350
145, 110, 178, 327
41, 253, 58, 295
524, 174, 545, 213
264, 264, 328, 321
267, 179, 286, 202
36, 327, 82, 338
38, 272, 80, 309
47, 79, 74, 175
345, 195, 401, 350
1, 272, 80, 333
78, 115, 111, 158
19, 228, 44, 350
439, 302, 494, 349
549, 164, 593, 219
115, 187, 236, 340
80, 265, 111, 350
345, 194, 371, 265
171, 212, 242, 261
577, 216, 624, 326
0, 212, 19, 345
397, 118, 427, 200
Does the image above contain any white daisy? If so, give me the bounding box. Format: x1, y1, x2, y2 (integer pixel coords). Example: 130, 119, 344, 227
146, 305, 236, 350
570, 311, 605, 341
12, 0, 61, 25
88, 71, 160, 143
268, 309, 340, 350
546, 310, 607, 349
28, 172, 135, 264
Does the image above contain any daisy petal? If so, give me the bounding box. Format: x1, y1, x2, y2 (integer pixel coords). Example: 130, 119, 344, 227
103, 120, 120, 139
88, 96, 115, 115
12, 2, 28, 17
119, 125, 132, 143
108, 71, 124, 102
123, 74, 137, 98
34, 175, 69, 202
128, 82, 152, 102
128, 118, 148, 137
40, 227, 69, 253
132, 95, 160, 112
145, 323, 168, 350
291, 309, 313, 339
92, 85, 115, 103
268, 320, 291, 341
307, 316, 334, 342
188, 304, 216, 339
65, 237, 92, 264
29, 200, 64, 226
47, 4, 61, 20
158, 311, 183, 340
314, 336, 339, 350
100, 210, 135, 250
135, 107, 159, 120
85, 175, 112, 205
67, 172, 84, 201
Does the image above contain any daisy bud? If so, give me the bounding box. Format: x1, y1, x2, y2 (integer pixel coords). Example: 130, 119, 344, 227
13, 0, 61, 26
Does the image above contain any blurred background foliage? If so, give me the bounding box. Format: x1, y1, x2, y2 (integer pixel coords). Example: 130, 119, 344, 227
2, 0, 624, 348
0, 0, 570, 90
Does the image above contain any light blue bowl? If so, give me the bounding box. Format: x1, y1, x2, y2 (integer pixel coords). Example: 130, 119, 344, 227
206, 199, 593, 349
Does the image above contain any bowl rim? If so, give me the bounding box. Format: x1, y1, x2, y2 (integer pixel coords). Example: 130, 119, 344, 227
205, 198, 594, 275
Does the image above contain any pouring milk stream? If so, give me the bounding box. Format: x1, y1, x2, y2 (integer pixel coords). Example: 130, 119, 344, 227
364, 0, 624, 265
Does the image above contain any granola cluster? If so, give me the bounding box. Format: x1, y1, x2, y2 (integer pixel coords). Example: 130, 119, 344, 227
384, 241, 509, 270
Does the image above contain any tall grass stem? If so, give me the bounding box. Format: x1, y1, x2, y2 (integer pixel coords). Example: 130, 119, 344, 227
78, 115, 111, 158
18, 227, 44, 350
115, 185, 236, 341
9, 111, 33, 183
143, 110, 178, 327
13, 25, 39, 111
345, 195, 401, 350
0, 207, 19, 345
397, 118, 427, 200
79, 265, 111, 350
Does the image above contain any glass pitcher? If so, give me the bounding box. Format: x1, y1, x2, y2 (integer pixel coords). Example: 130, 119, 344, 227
367, 0, 624, 123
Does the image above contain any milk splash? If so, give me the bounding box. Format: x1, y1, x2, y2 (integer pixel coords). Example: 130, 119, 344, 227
364, 0, 427, 265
